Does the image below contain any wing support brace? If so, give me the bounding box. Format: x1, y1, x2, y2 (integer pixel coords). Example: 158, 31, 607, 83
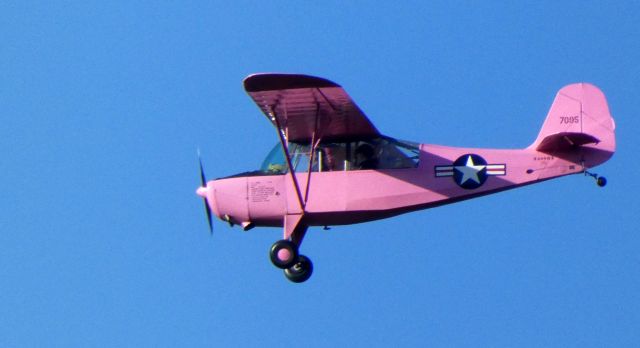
272, 111, 306, 212
303, 103, 323, 205
269, 100, 324, 246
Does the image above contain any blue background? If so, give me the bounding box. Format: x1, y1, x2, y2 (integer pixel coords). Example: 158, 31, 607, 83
2, 2, 638, 346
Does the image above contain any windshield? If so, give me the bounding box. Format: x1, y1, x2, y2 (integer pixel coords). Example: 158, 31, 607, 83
260, 136, 420, 174
261, 143, 288, 174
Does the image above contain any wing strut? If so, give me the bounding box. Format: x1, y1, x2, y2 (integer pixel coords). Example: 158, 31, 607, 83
303, 102, 323, 205
271, 107, 306, 212
270, 100, 325, 215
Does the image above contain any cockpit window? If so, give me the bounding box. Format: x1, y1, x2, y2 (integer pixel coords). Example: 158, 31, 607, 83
377, 137, 421, 169
260, 143, 287, 174
260, 136, 420, 174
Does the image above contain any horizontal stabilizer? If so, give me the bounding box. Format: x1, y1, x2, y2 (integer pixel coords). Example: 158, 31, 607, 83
536, 132, 600, 152
529, 83, 615, 168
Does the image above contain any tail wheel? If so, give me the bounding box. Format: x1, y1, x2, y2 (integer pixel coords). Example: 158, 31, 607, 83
284, 255, 313, 283
269, 240, 298, 269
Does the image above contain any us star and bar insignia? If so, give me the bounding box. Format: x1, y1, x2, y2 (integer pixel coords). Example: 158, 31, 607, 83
435, 154, 506, 189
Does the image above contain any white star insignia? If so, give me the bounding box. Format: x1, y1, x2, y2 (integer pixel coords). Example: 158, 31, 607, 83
455, 155, 485, 184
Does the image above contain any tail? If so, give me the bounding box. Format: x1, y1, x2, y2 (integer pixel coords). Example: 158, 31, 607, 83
528, 83, 616, 169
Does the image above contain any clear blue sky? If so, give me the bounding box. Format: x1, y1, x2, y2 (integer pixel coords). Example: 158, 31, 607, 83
2, 1, 638, 347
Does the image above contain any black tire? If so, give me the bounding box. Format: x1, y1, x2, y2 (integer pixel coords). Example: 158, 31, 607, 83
269, 240, 298, 269
597, 176, 607, 187
284, 255, 313, 283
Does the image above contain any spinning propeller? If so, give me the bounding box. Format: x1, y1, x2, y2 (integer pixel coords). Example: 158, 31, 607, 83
198, 151, 214, 234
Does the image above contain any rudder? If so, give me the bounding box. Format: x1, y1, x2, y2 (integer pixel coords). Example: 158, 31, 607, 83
529, 83, 616, 168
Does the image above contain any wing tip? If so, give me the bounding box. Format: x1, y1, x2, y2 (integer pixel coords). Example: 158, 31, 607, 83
243, 73, 340, 92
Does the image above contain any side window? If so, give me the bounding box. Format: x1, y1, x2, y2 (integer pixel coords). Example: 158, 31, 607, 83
351, 137, 420, 170
290, 143, 312, 172
316, 138, 420, 171
354, 141, 379, 170
261, 137, 420, 174
377, 137, 420, 169
316, 143, 347, 171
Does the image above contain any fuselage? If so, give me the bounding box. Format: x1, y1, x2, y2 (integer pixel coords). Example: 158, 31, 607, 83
201, 141, 610, 229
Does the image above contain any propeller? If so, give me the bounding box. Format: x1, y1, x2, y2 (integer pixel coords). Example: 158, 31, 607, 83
198, 150, 214, 234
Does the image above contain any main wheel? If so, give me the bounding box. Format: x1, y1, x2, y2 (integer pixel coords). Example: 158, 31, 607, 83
269, 240, 298, 269
597, 176, 607, 187
284, 255, 313, 283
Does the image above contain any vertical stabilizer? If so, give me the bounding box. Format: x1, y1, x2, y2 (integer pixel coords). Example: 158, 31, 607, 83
529, 83, 615, 168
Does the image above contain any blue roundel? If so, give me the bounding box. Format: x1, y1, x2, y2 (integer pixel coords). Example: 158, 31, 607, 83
452, 154, 488, 189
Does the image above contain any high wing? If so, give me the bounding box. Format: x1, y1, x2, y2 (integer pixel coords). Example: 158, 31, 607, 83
244, 73, 380, 142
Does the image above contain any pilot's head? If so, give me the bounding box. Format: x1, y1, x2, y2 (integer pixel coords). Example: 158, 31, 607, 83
356, 143, 374, 159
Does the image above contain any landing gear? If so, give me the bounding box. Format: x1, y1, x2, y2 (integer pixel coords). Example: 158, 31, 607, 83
271, 215, 313, 282
269, 239, 314, 283
284, 255, 313, 283
584, 169, 607, 187
269, 240, 298, 269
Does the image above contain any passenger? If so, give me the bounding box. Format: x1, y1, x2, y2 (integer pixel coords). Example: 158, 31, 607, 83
317, 146, 338, 171
355, 143, 378, 170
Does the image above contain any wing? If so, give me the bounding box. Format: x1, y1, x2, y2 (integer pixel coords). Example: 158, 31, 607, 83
244, 73, 380, 142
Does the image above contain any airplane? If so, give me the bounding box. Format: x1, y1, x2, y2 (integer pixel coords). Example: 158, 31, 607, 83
196, 73, 616, 283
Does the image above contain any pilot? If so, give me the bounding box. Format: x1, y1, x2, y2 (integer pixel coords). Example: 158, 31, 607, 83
355, 143, 378, 170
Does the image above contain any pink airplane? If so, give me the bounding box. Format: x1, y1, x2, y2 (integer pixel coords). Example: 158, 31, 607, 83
196, 73, 616, 283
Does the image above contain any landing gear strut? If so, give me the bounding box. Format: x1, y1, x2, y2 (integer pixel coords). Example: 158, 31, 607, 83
269, 239, 314, 283
581, 160, 607, 187
584, 170, 607, 187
